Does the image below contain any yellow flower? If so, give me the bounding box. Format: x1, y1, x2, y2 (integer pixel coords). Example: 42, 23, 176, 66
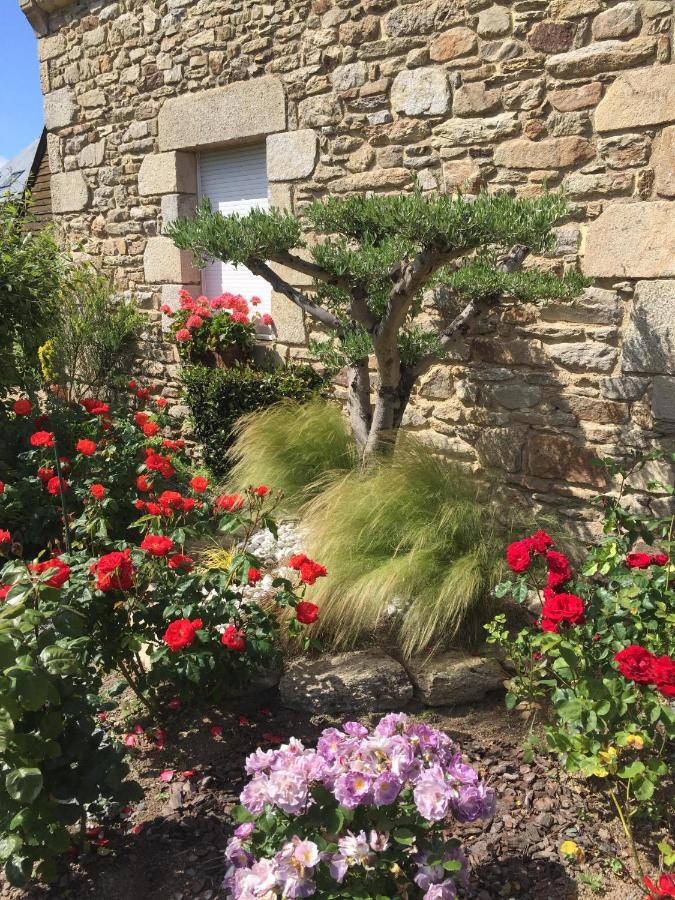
625, 734, 645, 750
598, 746, 618, 767
37, 339, 56, 382
560, 840, 585, 863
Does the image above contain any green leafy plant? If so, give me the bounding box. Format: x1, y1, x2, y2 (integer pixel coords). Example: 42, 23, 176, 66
485, 452, 675, 884
168, 190, 587, 461
166, 289, 259, 364
181, 364, 330, 476
300, 439, 514, 656
226, 399, 357, 510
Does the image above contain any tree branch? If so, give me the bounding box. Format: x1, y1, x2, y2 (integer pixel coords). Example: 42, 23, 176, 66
246, 259, 343, 332
267, 250, 350, 290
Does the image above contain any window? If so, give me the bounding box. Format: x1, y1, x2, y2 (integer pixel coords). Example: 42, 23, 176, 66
197, 144, 272, 317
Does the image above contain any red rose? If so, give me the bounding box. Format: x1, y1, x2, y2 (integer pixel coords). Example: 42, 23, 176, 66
29, 557, 71, 589
190, 475, 208, 493
168, 553, 193, 572
651, 655, 675, 699
540, 592, 585, 631
288, 553, 308, 570
253, 485, 269, 497
221, 624, 245, 652
247, 567, 262, 585
545, 550, 571, 589
506, 540, 531, 573
47, 476, 68, 495
90, 483, 105, 500
76, 438, 97, 457
626, 552, 651, 569
0, 530, 11, 545
146, 502, 162, 516
296, 601, 319, 625
298, 559, 327, 585
163, 618, 203, 651
37, 466, 55, 483
30, 430, 55, 449
91, 548, 135, 592
13, 398, 32, 416
0, 585, 10, 601
145, 453, 174, 479
135, 412, 150, 427
156, 397, 168, 409
136, 475, 151, 492
528, 530, 554, 555
214, 493, 244, 513
651, 553, 669, 567
134, 499, 145, 510
142, 422, 159, 437
614, 645, 656, 684
644, 873, 675, 899
81, 398, 109, 415
0, 481, 4, 494
128, 379, 138, 390
140, 534, 175, 557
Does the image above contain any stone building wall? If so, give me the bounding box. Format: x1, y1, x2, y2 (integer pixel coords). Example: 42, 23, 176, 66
21, 0, 675, 525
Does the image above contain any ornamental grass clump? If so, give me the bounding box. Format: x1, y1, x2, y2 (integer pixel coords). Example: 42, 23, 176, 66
225, 713, 495, 899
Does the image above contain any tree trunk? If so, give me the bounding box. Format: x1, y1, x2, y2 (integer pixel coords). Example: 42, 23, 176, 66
346, 358, 372, 454
362, 384, 399, 461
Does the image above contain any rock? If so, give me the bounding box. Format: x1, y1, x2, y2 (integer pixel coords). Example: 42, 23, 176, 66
546, 341, 618, 373
545, 38, 656, 79
549, 82, 602, 112
51, 171, 89, 213
597, 134, 651, 169
540, 288, 621, 325
43, 86, 76, 130
138, 151, 197, 195
384, 1, 437, 37
419, 366, 453, 399
434, 112, 518, 145
654, 126, 675, 197
143, 236, 200, 284
329, 167, 413, 192
549, 0, 602, 16
280, 651, 413, 714
600, 376, 648, 401
158, 77, 286, 151
391, 67, 451, 116
338, 16, 379, 45
502, 77, 545, 111
592, 2, 641, 40
475, 426, 525, 473
486, 382, 542, 410
331, 62, 367, 92
560, 394, 627, 424
562, 170, 633, 198
442, 159, 484, 191
621, 280, 675, 375
583, 201, 675, 278
409, 652, 505, 706
525, 433, 606, 486
453, 82, 501, 117
78, 139, 106, 168
494, 136, 594, 169
594, 64, 675, 130
267, 130, 318, 181
527, 21, 575, 54
298, 94, 341, 127
477, 6, 511, 38
652, 377, 675, 426
429, 27, 478, 61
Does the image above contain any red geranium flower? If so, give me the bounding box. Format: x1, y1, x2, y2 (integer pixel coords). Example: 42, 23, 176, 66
140, 534, 175, 557
168, 553, 193, 572
651, 655, 675, 699
30, 430, 55, 448
190, 475, 208, 493
540, 592, 585, 633
76, 438, 97, 457
247, 567, 262, 585
626, 552, 651, 569
90, 483, 105, 500
614, 645, 656, 684
91, 548, 135, 592
296, 601, 319, 625
163, 618, 203, 651
506, 540, 532, 573
46, 476, 68, 495
29, 557, 71, 589
13, 398, 32, 416
221, 624, 245, 652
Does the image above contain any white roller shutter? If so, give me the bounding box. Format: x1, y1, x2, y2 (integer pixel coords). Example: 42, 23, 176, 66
198, 144, 272, 316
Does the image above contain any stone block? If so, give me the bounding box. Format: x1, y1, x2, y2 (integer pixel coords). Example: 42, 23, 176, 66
434, 113, 518, 145
279, 651, 413, 714
429, 27, 477, 61
595, 64, 675, 130
546, 38, 656, 78
391, 67, 451, 116
549, 0, 602, 16
600, 376, 648, 401
475, 426, 525, 473
331, 62, 367, 92
503, 78, 546, 111
138, 151, 197, 196
38, 33, 65, 61
525, 433, 606, 486
51, 171, 89, 213
549, 82, 602, 112
653, 125, 675, 197
545, 341, 618, 372
583, 202, 675, 278
43, 87, 76, 130
540, 288, 621, 325
453, 82, 501, 117
269, 182, 292, 211
408, 652, 505, 706
494, 136, 594, 169
592, 2, 641, 40
298, 94, 341, 128
442, 159, 484, 191
161, 193, 198, 224
477, 6, 511, 38
621, 280, 675, 375
652, 377, 675, 426
271, 292, 306, 344
267, 130, 318, 181
528, 21, 575, 53
329, 168, 413, 193
143, 236, 200, 284
485, 381, 542, 410
78, 139, 106, 168
597, 134, 650, 169
158, 77, 286, 151
562, 170, 633, 198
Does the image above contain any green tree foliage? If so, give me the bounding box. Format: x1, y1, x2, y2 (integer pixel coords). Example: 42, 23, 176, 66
168, 189, 587, 460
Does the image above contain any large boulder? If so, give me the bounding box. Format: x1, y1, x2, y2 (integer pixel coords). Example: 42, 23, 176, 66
280, 651, 413, 714
409, 651, 505, 706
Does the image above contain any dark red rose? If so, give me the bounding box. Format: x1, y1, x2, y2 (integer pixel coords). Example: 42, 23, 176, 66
541, 592, 585, 627
506, 540, 532, 573
163, 618, 203, 651
168, 553, 193, 572
614, 645, 656, 684
46, 476, 68, 496
296, 601, 319, 624
90, 483, 105, 500
626, 552, 651, 569
528, 530, 554, 555
651, 655, 675, 699
247, 567, 262, 585
221, 624, 245, 652
29, 556, 71, 588
91, 548, 135, 592
140, 534, 175, 557
651, 553, 669, 567
30, 430, 55, 449
76, 438, 97, 457
13, 398, 32, 416
298, 560, 327, 585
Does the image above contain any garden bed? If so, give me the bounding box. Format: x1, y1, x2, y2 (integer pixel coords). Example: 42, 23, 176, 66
0, 689, 658, 900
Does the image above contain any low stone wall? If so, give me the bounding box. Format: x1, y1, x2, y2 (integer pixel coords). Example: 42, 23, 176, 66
24, 0, 675, 522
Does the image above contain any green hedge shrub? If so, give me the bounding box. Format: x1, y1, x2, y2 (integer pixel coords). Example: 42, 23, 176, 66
181, 364, 330, 475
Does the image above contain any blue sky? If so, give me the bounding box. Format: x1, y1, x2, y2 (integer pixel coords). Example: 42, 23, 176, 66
0, 3, 43, 165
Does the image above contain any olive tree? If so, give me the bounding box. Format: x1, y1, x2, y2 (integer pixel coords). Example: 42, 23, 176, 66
168, 190, 585, 461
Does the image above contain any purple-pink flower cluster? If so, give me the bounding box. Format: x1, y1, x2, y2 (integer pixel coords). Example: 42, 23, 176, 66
224, 713, 496, 899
